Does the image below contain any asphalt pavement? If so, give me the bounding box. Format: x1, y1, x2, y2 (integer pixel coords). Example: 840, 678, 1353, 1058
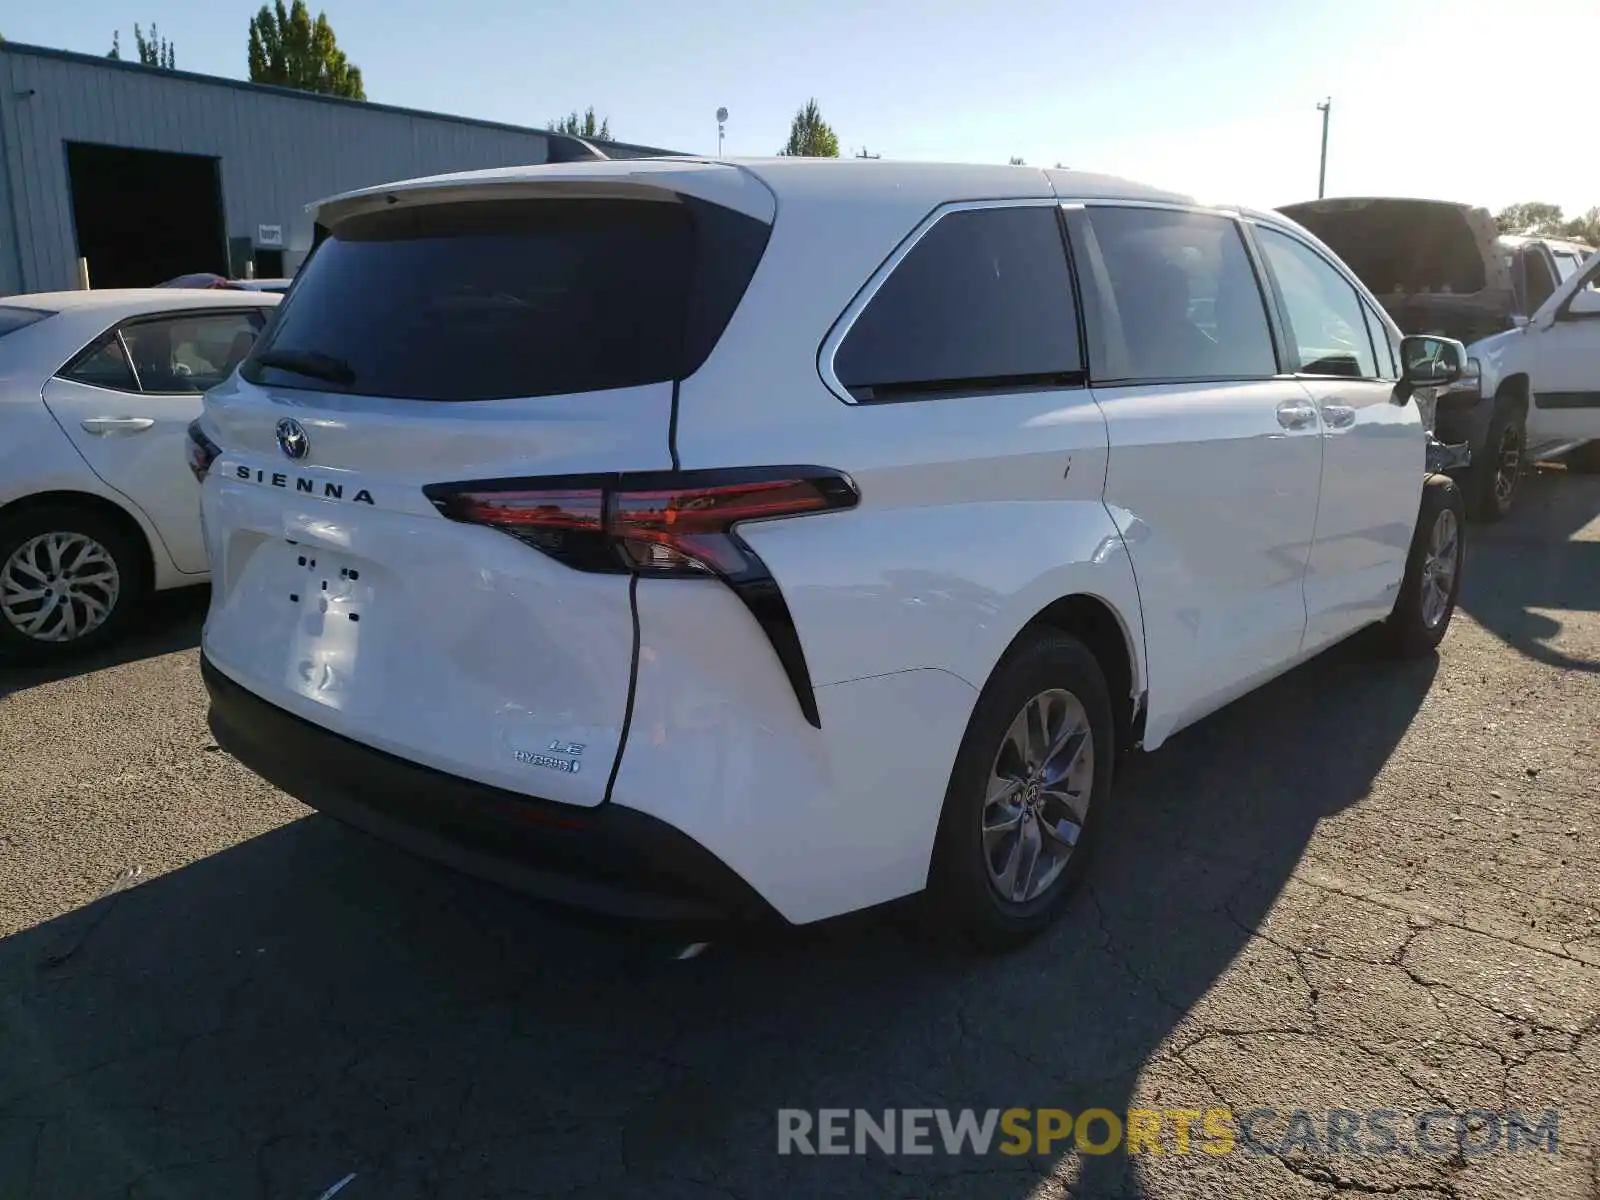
1, 469, 1597, 1199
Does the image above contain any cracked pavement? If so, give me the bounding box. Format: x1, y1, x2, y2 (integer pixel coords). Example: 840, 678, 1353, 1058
1, 468, 1597, 1199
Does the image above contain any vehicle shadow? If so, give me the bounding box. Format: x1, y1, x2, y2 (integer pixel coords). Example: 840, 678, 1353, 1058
0, 631, 1436, 1199
1455, 465, 1600, 673
0, 585, 207, 702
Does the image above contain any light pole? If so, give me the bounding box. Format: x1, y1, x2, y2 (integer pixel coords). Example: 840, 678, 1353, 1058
1316, 97, 1331, 199
716, 106, 728, 158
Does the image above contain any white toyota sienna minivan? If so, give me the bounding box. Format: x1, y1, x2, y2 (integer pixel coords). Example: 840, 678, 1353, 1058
193, 158, 1467, 949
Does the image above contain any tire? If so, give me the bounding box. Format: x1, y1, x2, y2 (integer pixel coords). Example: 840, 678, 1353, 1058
0, 502, 146, 665
1380, 474, 1465, 659
1563, 440, 1600, 474
1465, 398, 1525, 522
922, 630, 1116, 952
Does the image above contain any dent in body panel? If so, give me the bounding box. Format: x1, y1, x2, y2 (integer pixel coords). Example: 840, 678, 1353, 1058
616, 564, 980, 922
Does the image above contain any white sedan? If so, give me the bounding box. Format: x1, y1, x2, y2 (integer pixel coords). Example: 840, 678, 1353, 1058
0, 289, 280, 661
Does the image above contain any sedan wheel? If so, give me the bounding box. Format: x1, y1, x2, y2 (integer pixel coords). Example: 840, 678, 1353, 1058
0, 504, 145, 664
1, 531, 123, 643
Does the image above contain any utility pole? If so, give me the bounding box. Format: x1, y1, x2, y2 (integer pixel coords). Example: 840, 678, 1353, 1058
1316, 97, 1331, 199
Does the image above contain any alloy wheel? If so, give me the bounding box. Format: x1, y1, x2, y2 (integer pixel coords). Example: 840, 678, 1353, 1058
0, 532, 122, 643
982, 688, 1095, 905
1420, 508, 1459, 630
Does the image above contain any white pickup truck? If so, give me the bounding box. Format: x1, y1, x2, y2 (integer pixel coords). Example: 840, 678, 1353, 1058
1279, 198, 1600, 520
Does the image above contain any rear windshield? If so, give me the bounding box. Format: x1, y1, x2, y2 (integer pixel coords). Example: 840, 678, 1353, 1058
243, 196, 769, 401
0, 307, 53, 338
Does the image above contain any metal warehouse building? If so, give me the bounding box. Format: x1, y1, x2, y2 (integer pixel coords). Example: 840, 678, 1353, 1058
0, 41, 680, 296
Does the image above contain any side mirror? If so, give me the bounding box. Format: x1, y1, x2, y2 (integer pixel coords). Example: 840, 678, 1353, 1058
1398, 335, 1467, 399
1564, 289, 1600, 319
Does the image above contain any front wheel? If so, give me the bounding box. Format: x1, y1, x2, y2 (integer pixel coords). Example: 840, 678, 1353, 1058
922, 631, 1115, 952
1466, 401, 1525, 521
1380, 474, 1465, 658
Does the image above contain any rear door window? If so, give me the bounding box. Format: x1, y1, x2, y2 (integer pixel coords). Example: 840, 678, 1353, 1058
831, 205, 1083, 402
245, 197, 768, 402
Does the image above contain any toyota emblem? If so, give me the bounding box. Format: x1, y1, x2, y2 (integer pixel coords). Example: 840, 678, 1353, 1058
275, 418, 309, 461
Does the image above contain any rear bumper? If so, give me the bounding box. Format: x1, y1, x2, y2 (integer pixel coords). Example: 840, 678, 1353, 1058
201, 653, 783, 928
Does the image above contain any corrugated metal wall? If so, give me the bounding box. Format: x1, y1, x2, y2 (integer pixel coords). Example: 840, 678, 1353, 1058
0, 45, 588, 295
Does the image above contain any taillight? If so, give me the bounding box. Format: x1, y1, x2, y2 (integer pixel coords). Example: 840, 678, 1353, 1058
424, 467, 860, 726
424, 469, 858, 582
185, 420, 221, 482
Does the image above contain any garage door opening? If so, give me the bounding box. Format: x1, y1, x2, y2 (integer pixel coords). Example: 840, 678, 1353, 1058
66, 142, 227, 288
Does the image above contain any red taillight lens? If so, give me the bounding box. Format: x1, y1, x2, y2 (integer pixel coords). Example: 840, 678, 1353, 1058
612, 478, 842, 575
185, 420, 221, 482
426, 469, 857, 579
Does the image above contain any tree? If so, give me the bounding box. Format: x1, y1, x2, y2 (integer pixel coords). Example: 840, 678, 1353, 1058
108, 23, 175, 66
1494, 202, 1600, 247
248, 0, 365, 100
135, 23, 175, 68
1494, 202, 1566, 237
778, 99, 839, 158
548, 107, 611, 141
1561, 207, 1600, 246
1008, 156, 1026, 166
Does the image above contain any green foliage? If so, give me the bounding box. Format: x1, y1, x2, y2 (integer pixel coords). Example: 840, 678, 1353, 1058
549, 107, 612, 141
108, 23, 175, 67
778, 99, 840, 158
1494, 202, 1599, 245
135, 22, 174, 67
248, 0, 365, 100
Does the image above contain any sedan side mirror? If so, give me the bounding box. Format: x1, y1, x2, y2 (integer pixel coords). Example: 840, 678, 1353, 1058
1396, 334, 1467, 402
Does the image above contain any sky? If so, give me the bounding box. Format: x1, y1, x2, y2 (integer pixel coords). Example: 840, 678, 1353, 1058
5, 0, 1597, 216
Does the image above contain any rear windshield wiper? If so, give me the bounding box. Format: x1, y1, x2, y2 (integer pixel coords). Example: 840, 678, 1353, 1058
252, 348, 356, 387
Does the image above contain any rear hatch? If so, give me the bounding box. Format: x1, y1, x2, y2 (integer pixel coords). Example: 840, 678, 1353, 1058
1277, 197, 1517, 342
199, 163, 775, 807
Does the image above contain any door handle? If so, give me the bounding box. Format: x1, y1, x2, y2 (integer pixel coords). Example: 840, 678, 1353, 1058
1274, 399, 1318, 431
80, 417, 155, 436
1320, 403, 1357, 429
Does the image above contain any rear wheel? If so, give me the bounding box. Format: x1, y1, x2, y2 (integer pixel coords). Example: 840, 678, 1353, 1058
0, 504, 145, 665
1563, 440, 1600, 474
1380, 474, 1464, 658
1466, 399, 1524, 521
923, 631, 1115, 952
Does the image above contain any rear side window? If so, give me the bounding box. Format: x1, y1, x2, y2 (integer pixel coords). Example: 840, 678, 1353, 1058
244, 197, 769, 402
0, 307, 52, 338
832, 205, 1083, 402
1079, 207, 1277, 383
62, 333, 138, 392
